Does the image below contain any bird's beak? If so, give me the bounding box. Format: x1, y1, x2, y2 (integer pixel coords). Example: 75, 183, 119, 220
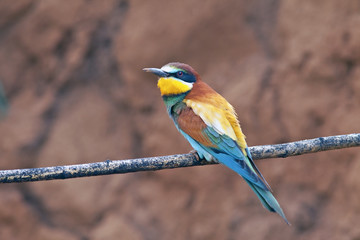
143, 68, 169, 77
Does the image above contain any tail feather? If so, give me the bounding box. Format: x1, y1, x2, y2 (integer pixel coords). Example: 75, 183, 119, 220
245, 179, 290, 225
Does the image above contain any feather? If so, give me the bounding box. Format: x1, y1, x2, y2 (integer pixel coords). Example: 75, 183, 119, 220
184, 80, 247, 150
177, 106, 269, 190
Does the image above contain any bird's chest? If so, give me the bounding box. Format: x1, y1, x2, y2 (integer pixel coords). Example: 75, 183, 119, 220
162, 94, 187, 116
169, 101, 187, 120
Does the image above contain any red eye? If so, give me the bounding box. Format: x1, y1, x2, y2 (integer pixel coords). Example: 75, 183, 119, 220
177, 71, 183, 77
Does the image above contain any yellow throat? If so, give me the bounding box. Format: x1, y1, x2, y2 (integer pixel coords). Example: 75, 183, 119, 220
157, 77, 193, 96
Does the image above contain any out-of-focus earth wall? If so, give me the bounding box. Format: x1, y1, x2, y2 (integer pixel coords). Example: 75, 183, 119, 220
0, 0, 359, 239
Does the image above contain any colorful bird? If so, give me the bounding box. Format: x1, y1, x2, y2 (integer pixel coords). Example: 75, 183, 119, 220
143, 62, 289, 224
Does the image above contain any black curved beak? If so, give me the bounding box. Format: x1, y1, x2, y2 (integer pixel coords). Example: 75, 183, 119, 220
143, 68, 169, 77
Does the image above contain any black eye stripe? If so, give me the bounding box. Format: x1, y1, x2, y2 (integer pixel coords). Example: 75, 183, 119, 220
169, 71, 184, 77
168, 71, 196, 83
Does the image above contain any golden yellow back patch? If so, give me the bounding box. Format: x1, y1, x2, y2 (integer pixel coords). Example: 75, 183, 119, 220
184, 98, 248, 154
157, 77, 193, 96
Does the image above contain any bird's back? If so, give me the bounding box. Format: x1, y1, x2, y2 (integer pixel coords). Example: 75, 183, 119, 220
184, 79, 248, 153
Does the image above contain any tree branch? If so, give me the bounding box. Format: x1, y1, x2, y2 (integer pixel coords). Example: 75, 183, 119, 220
0, 133, 359, 184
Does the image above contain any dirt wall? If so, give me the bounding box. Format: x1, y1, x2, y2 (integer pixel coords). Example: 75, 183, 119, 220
0, 0, 359, 239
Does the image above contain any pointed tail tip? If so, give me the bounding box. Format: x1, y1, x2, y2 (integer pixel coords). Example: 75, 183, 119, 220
274, 208, 290, 226
244, 179, 290, 225
262, 193, 290, 225
282, 215, 291, 226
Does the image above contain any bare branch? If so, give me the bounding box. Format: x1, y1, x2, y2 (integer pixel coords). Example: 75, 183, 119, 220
0, 133, 359, 184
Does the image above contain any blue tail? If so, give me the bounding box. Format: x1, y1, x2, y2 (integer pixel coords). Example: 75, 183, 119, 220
178, 130, 289, 224
245, 179, 290, 225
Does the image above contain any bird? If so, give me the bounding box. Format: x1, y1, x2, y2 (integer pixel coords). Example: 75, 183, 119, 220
143, 62, 289, 224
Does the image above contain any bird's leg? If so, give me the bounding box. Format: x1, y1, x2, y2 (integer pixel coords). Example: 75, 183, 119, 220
189, 149, 201, 161
188, 150, 217, 165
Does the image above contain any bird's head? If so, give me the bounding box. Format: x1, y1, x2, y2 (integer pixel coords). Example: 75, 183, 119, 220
143, 62, 198, 96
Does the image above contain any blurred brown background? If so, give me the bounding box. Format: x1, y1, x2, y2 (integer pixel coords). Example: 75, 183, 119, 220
0, 0, 359, 239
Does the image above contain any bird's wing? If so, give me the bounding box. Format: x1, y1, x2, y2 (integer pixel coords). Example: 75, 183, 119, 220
176, 103, 269, 190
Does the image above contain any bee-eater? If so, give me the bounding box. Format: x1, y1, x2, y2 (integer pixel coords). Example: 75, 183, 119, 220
143, 62, 289, 224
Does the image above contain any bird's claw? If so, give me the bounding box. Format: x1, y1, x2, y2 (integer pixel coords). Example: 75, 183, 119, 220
189, 150, 201, 161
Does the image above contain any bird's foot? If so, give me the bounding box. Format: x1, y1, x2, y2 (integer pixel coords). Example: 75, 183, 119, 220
189, 150, 201, 161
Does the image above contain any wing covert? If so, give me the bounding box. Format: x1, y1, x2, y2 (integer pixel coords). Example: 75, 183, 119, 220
176, 106, 269, 190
